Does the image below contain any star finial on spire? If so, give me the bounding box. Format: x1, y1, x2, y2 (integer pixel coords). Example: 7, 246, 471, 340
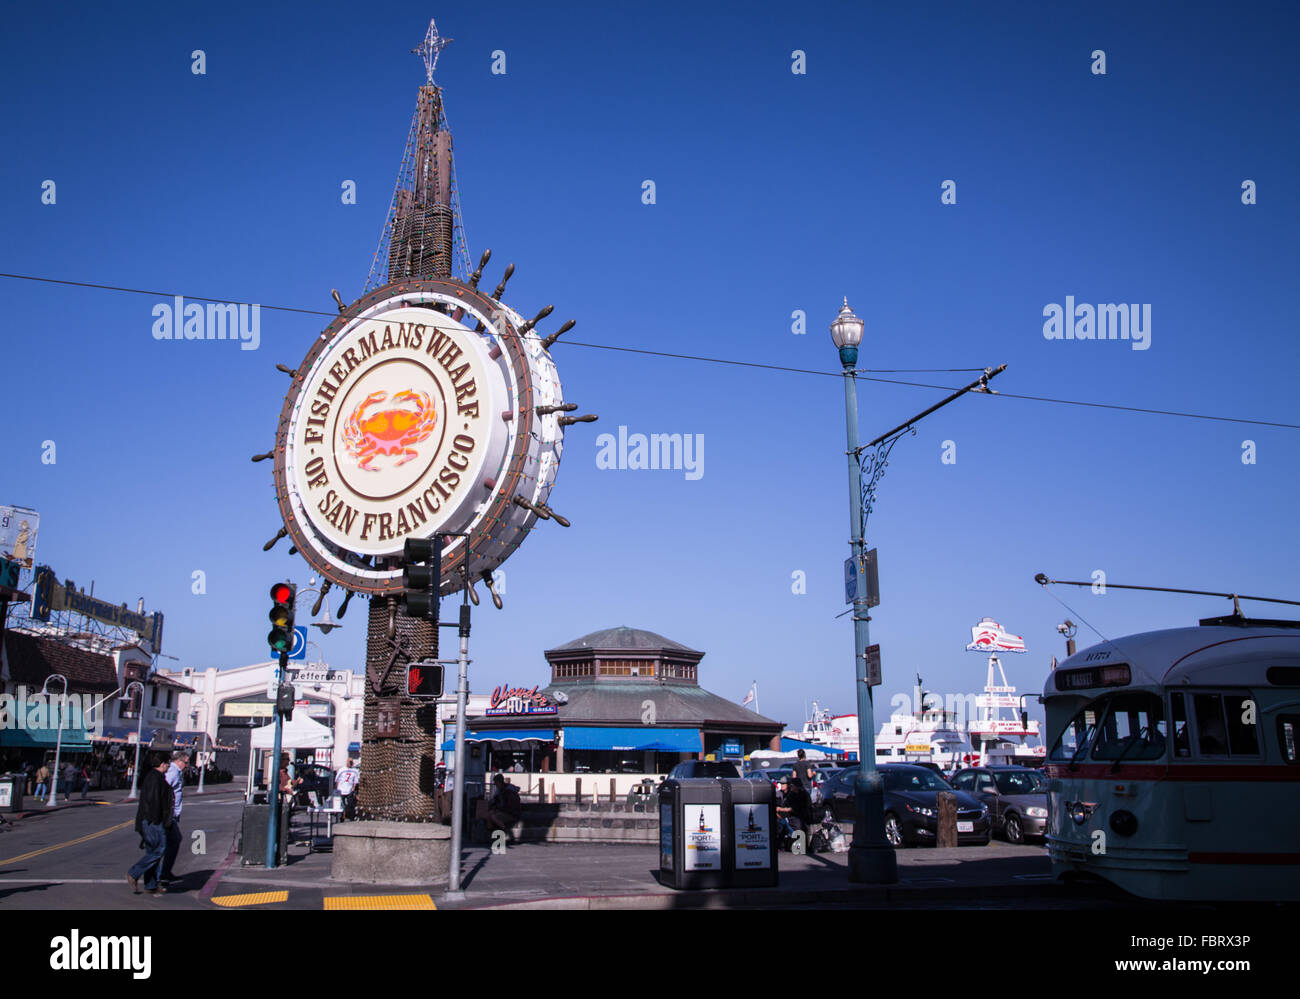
412, 18, 453, 85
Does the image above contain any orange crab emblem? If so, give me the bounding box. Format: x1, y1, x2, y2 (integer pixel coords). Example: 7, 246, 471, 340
341, 390, 438, 470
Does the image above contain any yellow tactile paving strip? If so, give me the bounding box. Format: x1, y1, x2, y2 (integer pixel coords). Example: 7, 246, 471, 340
211, 891, 290, 907
324, 894, 437, 910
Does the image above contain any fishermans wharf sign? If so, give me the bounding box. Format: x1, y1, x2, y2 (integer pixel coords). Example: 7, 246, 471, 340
272, 277, 568, 595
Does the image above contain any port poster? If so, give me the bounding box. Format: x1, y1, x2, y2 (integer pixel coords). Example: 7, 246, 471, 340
684, 804, 722, 870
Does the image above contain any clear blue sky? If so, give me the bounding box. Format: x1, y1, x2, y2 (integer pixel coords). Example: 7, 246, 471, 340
3, 1, 1297, 736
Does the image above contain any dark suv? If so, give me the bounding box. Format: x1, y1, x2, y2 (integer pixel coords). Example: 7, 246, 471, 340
823, 763, 990, 847
668, 761, 740, 779
947, 766, 1048, 844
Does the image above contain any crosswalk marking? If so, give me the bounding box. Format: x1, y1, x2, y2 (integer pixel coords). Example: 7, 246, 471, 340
324, 894, 437, 910
211, 890, 290, 907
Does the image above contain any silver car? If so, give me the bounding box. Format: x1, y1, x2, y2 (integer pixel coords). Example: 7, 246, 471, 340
948, 766, 1048, 843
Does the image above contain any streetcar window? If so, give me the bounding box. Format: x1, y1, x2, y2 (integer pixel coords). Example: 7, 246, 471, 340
1049, 708, 1099, 761
1278, 716, 1299, 764
1193, 695, 1229, 755
1090, 693, 1167, 761
1171, 693, 1191, 758
1225, 695, 1260, 755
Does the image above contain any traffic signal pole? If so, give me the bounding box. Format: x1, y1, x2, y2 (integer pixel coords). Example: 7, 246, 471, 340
266, 650, 286, 868
446, 597, 471, 897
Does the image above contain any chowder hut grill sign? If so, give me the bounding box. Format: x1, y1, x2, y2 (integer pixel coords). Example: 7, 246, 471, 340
485, 684, 557, 716
273, 277, 568, 595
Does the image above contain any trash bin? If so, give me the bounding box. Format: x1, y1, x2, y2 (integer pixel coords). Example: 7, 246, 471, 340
239, 801, 291, 866
658, 779, 727, 890
0, 773, 24, 813
726, 778, 778, 888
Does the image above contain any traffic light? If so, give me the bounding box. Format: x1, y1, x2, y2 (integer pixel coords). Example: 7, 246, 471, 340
407, 660, 444, 698
402, 536, 441, 621
276, 681, 295, 718
267, 582, 297, 654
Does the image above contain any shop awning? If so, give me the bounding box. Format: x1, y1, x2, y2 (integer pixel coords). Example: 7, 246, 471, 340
563, 727, 699, 752
0, 727, 91, 751
439, 729, 554, 751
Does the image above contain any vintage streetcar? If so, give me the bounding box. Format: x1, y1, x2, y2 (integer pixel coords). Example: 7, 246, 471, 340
1042, 611, 1300, 902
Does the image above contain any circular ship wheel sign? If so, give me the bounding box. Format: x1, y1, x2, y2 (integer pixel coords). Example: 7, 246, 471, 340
272, 277, 566, 596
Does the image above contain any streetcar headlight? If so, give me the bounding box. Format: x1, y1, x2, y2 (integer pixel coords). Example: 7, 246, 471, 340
1109, 810, 1138, 837
1068, 801, 1093, 825
1026, 807, 1048, 818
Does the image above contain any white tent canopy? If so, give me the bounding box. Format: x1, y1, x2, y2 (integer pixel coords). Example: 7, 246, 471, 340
250, 713, 334, 750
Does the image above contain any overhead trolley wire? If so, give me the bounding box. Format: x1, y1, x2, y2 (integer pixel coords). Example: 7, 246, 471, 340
1, 270, 1296, 431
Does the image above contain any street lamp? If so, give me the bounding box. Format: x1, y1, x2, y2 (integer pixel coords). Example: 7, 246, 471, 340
124, 679, 146, 800
40, 674, 68, 807
830, 298, 897, 884
191, 698, 208, 794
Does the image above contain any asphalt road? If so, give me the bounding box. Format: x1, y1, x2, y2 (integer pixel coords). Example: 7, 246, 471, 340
0, 789, 245, 909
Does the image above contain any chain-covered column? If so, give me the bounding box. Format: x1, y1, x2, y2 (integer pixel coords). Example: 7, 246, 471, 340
356, 595, 441, 821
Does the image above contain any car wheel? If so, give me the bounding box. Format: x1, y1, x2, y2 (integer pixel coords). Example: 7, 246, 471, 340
884, 813, 903, 847
1004, 813, 1024, 845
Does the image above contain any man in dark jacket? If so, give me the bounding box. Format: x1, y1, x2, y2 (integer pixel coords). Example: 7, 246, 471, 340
127, 754, 174, 895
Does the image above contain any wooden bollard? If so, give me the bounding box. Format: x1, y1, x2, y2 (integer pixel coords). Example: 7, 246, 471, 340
609, 778, 616, 805
575, 777, 582, 806
936, 790, 958, 848
538, 777, 545, 803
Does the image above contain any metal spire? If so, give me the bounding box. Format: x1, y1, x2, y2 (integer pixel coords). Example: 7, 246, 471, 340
413, 18, 453, 85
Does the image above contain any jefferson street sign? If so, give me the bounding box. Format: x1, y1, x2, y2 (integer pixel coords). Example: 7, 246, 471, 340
285, 668, 347, 685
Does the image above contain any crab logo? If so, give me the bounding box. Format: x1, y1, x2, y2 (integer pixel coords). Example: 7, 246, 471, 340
341, 389, 438, 470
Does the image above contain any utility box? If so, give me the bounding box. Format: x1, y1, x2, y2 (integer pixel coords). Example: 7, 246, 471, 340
727, 778, 778, 887
658, 779, 727, 890
240, 802, 291, 866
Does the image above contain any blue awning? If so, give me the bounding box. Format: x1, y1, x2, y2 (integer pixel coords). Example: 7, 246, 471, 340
0, 727, 92, 751
563, 727, 699, 752
347, 742, 361, 753
440, 729, 555, 751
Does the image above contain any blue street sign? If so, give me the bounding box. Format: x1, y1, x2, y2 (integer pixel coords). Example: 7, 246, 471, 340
288, 626, 308, 660
844, 557, 858, 604
722, 738, 742, 758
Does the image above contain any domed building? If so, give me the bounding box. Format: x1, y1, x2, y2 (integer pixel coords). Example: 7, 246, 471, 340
456, 626, 783, 784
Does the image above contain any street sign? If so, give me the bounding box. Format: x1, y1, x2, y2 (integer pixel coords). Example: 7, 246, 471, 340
844, 549, 880, 607
285, 667, 347, 684
864, 644, 882, 686
722, 738, 742, 758
287, 626, 308, 660
266, 667, 281, 700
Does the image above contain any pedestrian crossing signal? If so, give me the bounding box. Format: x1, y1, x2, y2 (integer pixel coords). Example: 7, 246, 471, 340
407, 661, 444, 698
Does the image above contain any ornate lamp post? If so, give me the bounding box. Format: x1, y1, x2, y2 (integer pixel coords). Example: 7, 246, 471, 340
124, 680, 146, 800
829, 299, 898, 883
191, 698, 208, 794
40, 674, 68, 807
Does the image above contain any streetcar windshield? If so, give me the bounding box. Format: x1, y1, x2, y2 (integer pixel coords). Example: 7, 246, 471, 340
1050, 693, 1167, 762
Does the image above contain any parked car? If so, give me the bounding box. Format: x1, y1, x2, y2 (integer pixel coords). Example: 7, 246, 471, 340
668, 760, 741, 779
822, 763, 990, 847
947, 766, 1048, 844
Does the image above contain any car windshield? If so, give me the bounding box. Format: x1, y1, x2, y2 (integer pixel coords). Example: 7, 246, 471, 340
881, 768, 951, 792
698, 762, 739, 777
993, 770, 1046, 795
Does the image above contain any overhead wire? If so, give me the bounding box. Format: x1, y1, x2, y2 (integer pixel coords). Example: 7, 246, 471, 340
1, 270, 1296, 431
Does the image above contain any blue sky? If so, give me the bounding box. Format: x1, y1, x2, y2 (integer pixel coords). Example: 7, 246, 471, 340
3, 1, 1297, 736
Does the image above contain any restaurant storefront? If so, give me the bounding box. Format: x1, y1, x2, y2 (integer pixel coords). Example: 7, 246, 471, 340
456, 627, 783, 793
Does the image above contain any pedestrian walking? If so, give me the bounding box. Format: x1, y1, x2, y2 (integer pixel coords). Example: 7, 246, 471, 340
79, 762, 91, 799
62, 761, 78, 801
160, 749, 189, 886
127, 754, 174, 895
34, 761, 50, 800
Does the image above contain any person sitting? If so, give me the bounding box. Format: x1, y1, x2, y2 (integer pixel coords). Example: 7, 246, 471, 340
776, 774, 813, 849
485, 774, 522, 844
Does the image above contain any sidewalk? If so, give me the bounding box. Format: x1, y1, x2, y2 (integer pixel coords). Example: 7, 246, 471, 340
211, 823, 1101, 910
